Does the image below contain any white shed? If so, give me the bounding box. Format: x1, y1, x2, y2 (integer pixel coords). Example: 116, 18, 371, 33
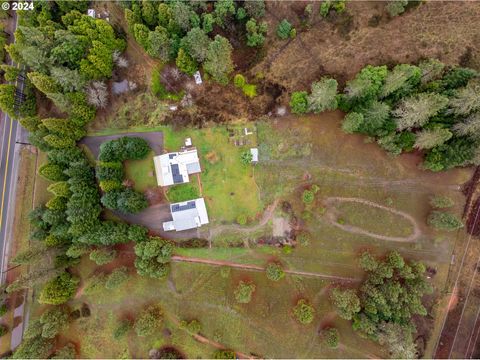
87, 9, 96, 18
194, 71, 203, 85
250, 148, 258, 163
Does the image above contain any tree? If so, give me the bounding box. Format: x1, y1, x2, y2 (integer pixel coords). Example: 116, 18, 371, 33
290, 91, 308, 114
27, 72, 60, 95
277, 19, 293, 40
302, 189, 314, 204
51, 343, 76, 359
141, 0, 158, 27
204, 35, 234, 85
202, 13, 214, 33
414, 128, 453, 150
39, 306, 70, 339
39, 163, 68, 182
265, 262, 285, 281
428, 211, 463, 231
379, 64, 421, 100
0, 84, 16, 117
113, 319, 132, 340
245, 19, 267, 47
66, 243, 91, 258
449, 80, 480, 116
86, 81, 108, 109
307, 78, 339, 113
12, 336, 53, 359
214, 0, 236, 28
89, 249, 116, 265
50, 67, 85, 92
42, 118, 86, 140
38, 272, 79, 305
342, 112, 364, 134
134, 237, 173, 278
96, 161, 124, 182
234, 281, 255, 303
386, 0, 408, 17
321, 327, 339, 349
47, 182, 71, 198
19, 116, 41, 132
134, 304, 163, 337
330, 288, 360, 320
430, 195, 454, 209
293, 299, 315, 324
341, 65, 388, 109
180, 27, 211, 62
453, 113, 480, 139
171, 1, 195, 32
105, 267, 129, 289
377, 322, 417, 359
393, 93, 449, 131
1, 64, 20, 82
240, 151, 253, 165
116, 188, 149, 214
147, 26, 171, 62
43, 134, 76, 149
176, 48, 197, 76
423, 137, 476, 172
244, 0, 266, 18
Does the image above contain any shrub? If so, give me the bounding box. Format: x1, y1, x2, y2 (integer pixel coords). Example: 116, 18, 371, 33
321, 327, 339, 349
234, 281, 255, 303
296, 232, 311, 247
38, 272, 79, 305
89, 249, 116, 265
113, 319, 132, 340
427, 211, 463, 231
236, 214, 248, 225
105, 267, 129, 289
302, 190, 314, 204
265, 263, 285, 281
240, 151, 253, 164
180, 319, 201, 334
0, 303, 7, 317
429, 196, 454, 209
277, 19, 293, 40
213, 350, 236, 359
242, 83, 257, 98
134, 304, 163, 337
290, 91, 309, 114
293, 299, 315, 324
176, 48, 198, 76
234, 74, 246, 88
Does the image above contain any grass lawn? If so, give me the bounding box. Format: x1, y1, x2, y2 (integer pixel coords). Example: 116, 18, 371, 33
166, 183, 199, 203
124, 150, 157, 193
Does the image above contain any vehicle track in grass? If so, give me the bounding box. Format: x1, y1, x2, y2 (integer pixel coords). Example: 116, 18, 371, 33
171, 255, 360, 282
324, 197, 421, 242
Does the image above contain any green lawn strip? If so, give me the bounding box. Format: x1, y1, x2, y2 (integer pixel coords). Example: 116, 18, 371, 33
166, 183, 199, 203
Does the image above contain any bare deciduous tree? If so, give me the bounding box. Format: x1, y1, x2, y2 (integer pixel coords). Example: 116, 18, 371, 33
86, 81, 108, 109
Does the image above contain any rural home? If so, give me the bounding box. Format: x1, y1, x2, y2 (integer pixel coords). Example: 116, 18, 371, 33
163, 198, 209, 232
153, 148, 201, 187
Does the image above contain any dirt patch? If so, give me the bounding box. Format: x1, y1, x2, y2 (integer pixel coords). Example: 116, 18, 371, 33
255, 1, 480, 93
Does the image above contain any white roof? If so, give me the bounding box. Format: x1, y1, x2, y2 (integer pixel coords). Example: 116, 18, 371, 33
194, 71, 202, 85
153, 148, 201, 187
163, 198, 209, 232
250, 148, 258, 162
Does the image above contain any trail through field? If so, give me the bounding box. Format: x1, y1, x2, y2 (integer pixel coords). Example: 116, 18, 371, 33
207, 199, 280, 240
324, 197, 421, 242
171, 255, 360, 282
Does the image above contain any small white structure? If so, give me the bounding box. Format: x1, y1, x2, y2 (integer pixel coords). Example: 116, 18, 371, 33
194, 71, 203, 85
185, 137, 192, 147
163, 198, 209, 232
153, 148, 201, 187
168, 105, 178, 111
87, 9, 96, 18
250, 148, 258, 163
244, 127, 253, 135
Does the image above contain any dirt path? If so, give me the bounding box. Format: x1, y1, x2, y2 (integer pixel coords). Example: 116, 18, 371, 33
207, 199, 280, 240
171, 255, 360, 282
165, 313, 254, 359
324, 197, 421, 242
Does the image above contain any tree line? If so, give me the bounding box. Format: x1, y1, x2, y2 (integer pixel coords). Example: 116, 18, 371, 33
290, 60, 480, 172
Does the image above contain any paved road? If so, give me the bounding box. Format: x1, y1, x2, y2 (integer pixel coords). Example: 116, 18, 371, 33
0, 114, 18, 279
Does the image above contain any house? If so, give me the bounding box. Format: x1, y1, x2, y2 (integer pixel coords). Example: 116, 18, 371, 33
153, 148, 201, 187
163, 198, 209, 231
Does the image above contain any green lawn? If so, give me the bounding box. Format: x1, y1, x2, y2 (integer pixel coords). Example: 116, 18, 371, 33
166, 183, 199, 203
124, 150, 157, 192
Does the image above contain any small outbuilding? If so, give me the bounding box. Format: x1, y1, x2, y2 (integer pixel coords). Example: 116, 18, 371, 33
250, 148, 259, 163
